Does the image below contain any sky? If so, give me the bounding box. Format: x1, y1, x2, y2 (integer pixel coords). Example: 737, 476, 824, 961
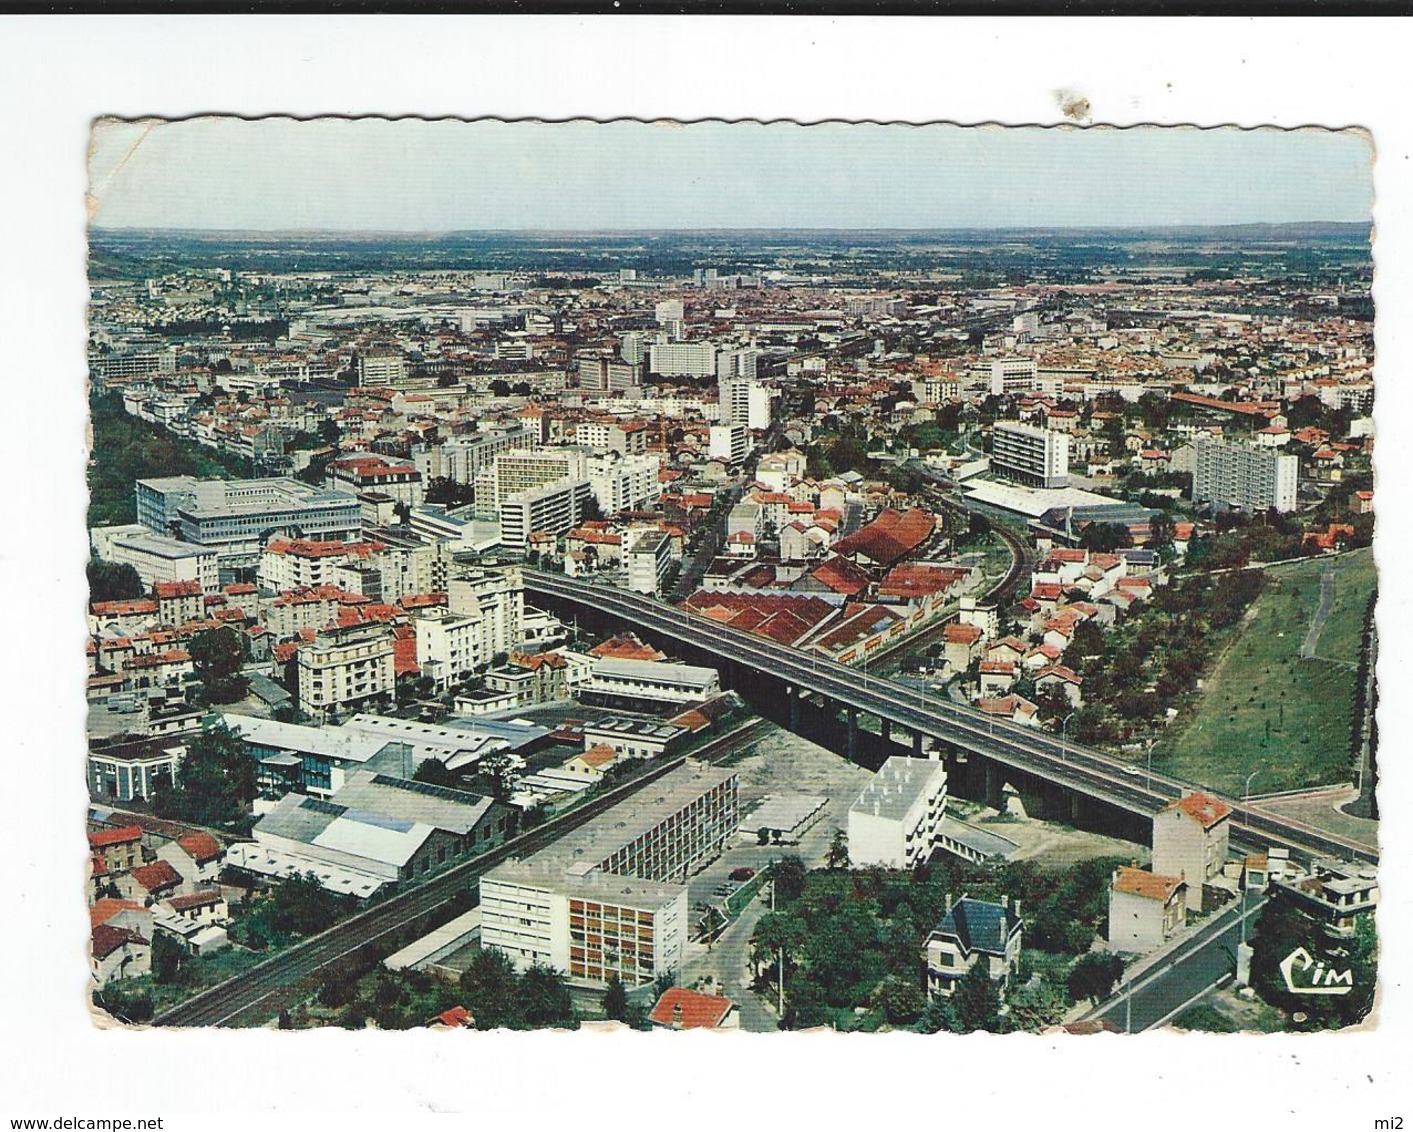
88, 117, 1373, 233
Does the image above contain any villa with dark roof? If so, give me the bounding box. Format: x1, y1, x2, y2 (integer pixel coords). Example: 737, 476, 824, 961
922, 894, 1023, 1000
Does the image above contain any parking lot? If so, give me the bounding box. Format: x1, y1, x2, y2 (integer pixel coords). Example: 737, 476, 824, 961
683, 722, 875, 925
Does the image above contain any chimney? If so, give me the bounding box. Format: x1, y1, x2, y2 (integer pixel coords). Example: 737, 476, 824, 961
1001, 894, 1008, 911
670, 1002, 684, 1031
1014, 900, 1022, 921
945, 893, 953, 914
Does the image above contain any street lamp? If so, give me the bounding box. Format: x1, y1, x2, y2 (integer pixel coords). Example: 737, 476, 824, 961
1243, 769, 1264, 808
1060, 711, 1077, 764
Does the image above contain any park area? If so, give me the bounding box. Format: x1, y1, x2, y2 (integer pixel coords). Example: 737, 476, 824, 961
1156, 548, 1375, 797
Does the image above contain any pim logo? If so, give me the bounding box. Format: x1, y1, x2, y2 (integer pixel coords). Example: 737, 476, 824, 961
1280, 946, 1354, 996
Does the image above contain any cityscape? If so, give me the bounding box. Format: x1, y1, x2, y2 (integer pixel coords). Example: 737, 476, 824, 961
83, 118, 1377, 1036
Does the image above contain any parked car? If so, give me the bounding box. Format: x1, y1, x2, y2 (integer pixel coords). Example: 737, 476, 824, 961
729, 867, 756, 882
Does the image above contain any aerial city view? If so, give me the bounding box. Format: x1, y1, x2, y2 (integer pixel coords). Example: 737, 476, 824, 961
83, 119, 1377, 1034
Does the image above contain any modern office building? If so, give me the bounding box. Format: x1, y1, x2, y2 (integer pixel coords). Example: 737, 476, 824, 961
134, 476, 361, 577
1192, 437, 1299, 514
848, 756, 949, 870
91, 525, 220, 592
990, 421, 1070, 489
479, 761, 738, 987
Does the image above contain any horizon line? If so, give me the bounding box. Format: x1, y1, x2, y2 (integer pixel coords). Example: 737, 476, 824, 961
89, 219, 1372, 238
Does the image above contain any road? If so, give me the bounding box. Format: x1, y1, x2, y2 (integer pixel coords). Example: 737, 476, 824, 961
682, 895, 779, 1032
1086, 893, 1266, 1032
1301, 560, 1338, 659
525, 571, 1377, 867
152, 717, 772, 1028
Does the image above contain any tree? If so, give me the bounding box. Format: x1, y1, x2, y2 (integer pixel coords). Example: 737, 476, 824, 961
460, 947, 524, 1030
471, 750, 517, 800
93, 984, 154, 1025
1078, 522, 1133, 553
825, 829, 849, 870
151, 932, 185, 985
412, 758, 458, 788
1067, 951, 1125, 1005
773, 856, 807, 903
1249, 896, 1376, 1030
876, 975, 927, 1025
88, 558, 144, 603
603, 973, 629, 1022
519, 960, 573, 1028
189, 625, 250, 704
944, 962, 1007, 1033
266, 872, 353, 938
151, 722, 257, 829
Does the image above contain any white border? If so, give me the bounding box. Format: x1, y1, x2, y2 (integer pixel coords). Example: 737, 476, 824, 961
0, 15, 1408, 1128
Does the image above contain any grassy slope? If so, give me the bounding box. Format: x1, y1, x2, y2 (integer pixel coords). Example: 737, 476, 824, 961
1156, 548, 1375, 796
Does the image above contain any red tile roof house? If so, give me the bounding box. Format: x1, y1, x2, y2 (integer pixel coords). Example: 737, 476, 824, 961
157, 832, 225, 887
1034, 664, 1084, 707
1107, 866, 1188, 954
649, 987, 739, 1030
91, 923, 151, 986
1151, 793, 1232, 913
942, 621, 984, 674
86, 825, 145, 874
118, 859, 185, 904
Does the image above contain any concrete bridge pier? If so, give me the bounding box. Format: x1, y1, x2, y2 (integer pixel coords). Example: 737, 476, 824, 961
787, 685, 801, 731
913, 730, 924, 757
846, 706, 859, 762
983, 759, 1002, 810
880, 717, 892, 743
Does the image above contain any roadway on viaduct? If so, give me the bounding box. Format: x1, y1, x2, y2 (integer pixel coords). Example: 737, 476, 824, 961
525, 570, 1376, 867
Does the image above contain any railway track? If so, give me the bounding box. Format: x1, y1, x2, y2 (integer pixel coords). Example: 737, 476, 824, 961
151, 717, 772, 1028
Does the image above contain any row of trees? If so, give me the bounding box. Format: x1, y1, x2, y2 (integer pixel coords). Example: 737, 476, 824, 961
87, 390, 246, 527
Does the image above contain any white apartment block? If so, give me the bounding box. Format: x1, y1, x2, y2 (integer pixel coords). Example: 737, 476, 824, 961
1192, 438, 1299, 514
499, 478, 594, 549
625, 529, 673, 596
447, 567, 525, 660
418, 425, 536, 485
649, 341, 717, 378
587, 657, 721, 704
297, 622, 397, 718
358, 350, 407, 386
848, 756, 949, 870
989, 357, 1038, 396
991, 421, 1070, 489
475, 447, 590, 516
709, 424, 750, 465
588, 453, 663, 515
415, 612, 485, 688
718, 377, 773, 430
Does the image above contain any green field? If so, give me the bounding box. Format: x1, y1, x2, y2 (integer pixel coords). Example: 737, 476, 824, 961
1155, 548, 1375, 796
